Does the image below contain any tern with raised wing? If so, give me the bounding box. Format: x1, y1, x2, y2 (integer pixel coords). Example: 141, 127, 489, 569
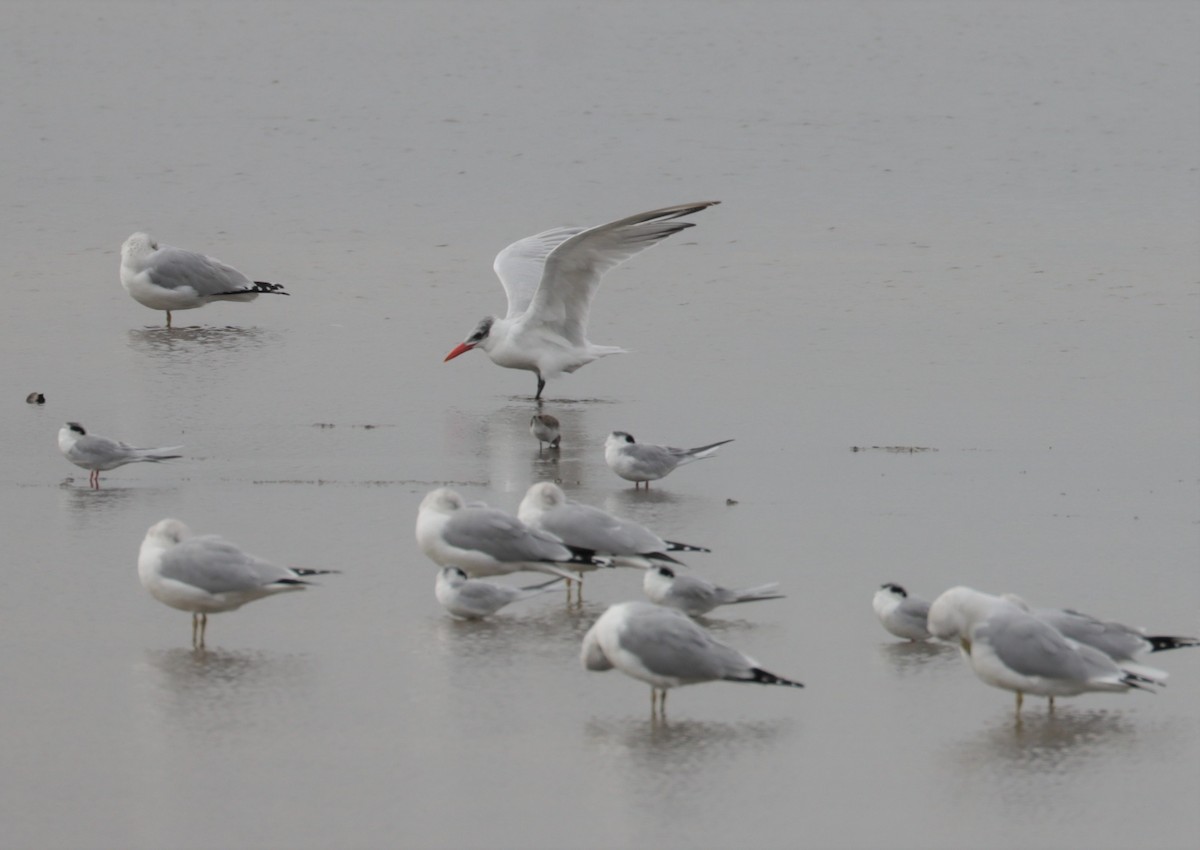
121, 232, 288, 327
58, 422, 182, 489
137, 519, 336, 648
604, 431, 733, 488
443, 201, 719, 399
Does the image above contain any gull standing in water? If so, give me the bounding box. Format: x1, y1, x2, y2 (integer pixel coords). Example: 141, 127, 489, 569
604, 431, 733, 488
57, 422, 182, 489
643, 566, 784, 617
872, 583, 933, 641
927, 586, 1159, 715
581, 601, 803, 717
1001, 593, 1197, 680
137, 519, 337, 648
443, 201, 719, 399
518, 481, 709, 600
434, 567, 563, 619
529, 413, 561, 452
416, 487, 610, 582
120, 232, 288, 327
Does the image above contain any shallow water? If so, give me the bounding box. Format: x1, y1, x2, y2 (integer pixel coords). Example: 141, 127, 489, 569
1, 1, 1197, 848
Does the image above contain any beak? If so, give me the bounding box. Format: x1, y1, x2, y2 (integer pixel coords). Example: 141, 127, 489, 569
444, 342, 474, 362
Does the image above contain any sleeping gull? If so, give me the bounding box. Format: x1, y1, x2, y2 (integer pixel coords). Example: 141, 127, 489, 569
581, 600, 802, 717
137, 518, 336, 648
120, 232, 288, 327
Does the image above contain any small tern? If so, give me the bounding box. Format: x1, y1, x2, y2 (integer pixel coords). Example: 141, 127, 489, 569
530, 413, 561, 452
443, 201, 719, 399
137, 518, 336, 648
121, 232, 288, 327
416, 487, 610, 582
643, 566, 784, 617
58, 422, 182, 489
604, 431, 733, 488
928, 586, 1159, 715
581, 601, 803, 717
872, 583, 933, 641
434, 566, 563, 619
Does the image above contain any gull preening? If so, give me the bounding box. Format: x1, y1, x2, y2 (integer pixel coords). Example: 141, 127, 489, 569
643, 566, 784, 617
416, 487, 610, 582
529, 413, 561, 452
443, 201, 720, 399
1001, 593, 1198, 680
517, 481, 709, 570
581, 601, 803, 717
604, 431, 733, 488
57, 422, 182, 489
435, 566, 562, 619
872, 583, 933, 641
120, 232, 288, 328
927, 586, 1160, 715
137, 519, 337, 648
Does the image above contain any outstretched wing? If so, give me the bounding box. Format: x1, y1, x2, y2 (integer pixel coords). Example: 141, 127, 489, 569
518, 201, 719, 345
494, 227, 585, 319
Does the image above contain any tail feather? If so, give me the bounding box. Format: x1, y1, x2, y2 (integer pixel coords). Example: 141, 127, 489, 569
213, 281, 289, 296
1147, 635, 1200, 652
136, 447, 183, 462
731, 584, 785, 604
685, 439, 734, 461
664, 540, 711, 554
737, 667, 804, 689
291, 568, 341, 577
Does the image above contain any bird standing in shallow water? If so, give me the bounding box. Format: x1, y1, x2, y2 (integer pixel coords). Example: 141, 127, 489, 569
530, 412, 561, 453
582, 601, 803, 718
604, 431, 733, 489
120, 232, 288, 327
57, 422, 182, 489
137, 519, 337, 649
443, 201, 719, 399
872, 583, 933, 641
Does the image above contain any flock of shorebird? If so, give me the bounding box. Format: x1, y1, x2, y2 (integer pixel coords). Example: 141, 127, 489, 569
47, 200, 1195, 718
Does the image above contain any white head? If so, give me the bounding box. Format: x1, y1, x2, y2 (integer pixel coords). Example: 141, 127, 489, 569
926, 586, 1005, 640
420, 487, 466, 515
524, 481, 565, 511
121, 232, 158, 262
605, 431, 635, 449
437, 566, 469, 589
144, 518, 192, 546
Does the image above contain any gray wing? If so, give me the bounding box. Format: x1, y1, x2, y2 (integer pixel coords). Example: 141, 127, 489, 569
977, 612, 1094, 681
149, 246, 253, 296
70, 434, 136, 464
621, 443, 680, 479
665, 575, 726, 609
443, 508, 569, 562
1035, 608, 1148, 659
454, 581, 522, 615
157, 535, 296, 594
899, 597, 932, 624
521, 202, 718, 345
621, 608, 751, 681
495, 226, 585, 319
540, 503, 664, 555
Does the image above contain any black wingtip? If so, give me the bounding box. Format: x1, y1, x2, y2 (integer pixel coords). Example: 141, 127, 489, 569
744, 667, 804, 688
1146, 635, 1200, 652
664, 540, 712, 554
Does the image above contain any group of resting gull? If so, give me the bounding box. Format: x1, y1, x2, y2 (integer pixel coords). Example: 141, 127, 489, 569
51, 201, 1195, 717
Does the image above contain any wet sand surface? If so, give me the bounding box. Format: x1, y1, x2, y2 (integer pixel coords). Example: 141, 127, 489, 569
1, 2, 1197, 848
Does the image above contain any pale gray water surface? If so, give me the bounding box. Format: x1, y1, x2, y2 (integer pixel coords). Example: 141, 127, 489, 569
1, 1, 1198, 848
